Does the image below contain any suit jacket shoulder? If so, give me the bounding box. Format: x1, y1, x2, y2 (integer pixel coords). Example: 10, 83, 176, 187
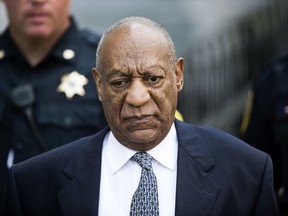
175, 120, 266, 166
174, 120, 278, 216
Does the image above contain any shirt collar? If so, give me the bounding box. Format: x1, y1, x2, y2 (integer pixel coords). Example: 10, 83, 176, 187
107, 123, 178, 174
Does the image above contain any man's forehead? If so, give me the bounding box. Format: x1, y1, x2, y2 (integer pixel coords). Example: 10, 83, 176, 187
108, 23, 163, 43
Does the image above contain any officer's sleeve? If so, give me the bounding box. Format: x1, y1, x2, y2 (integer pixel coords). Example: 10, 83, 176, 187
240, 88, 271, 152
1, 166, 24, 216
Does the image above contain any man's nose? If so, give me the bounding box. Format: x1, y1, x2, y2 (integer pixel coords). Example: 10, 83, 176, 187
126, 79, 150, 107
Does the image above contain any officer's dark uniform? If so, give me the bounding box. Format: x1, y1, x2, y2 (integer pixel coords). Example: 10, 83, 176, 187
241, 54, 288, 216
0, 18, 107, 205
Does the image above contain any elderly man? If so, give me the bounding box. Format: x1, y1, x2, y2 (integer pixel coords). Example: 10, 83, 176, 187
2, 16, 278, 216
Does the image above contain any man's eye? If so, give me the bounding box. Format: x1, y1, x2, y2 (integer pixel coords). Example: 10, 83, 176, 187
112, 80, 126, 87
147, 76, 160, 83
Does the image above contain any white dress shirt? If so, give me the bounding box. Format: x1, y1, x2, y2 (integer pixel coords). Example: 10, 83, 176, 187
98, 123, 178, 216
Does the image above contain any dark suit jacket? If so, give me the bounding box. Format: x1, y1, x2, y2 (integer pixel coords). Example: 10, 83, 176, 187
1, 120, 278, 216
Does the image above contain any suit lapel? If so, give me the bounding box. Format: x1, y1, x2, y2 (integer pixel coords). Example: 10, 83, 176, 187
57, 127, 109, 216
175, 121, 220, 216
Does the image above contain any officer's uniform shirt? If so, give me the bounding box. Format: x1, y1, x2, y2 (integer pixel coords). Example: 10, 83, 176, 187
0, 18, 107, 203
241, 54, 288, 214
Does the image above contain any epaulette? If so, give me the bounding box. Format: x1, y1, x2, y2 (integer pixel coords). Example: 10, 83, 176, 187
80, 29, 101, 48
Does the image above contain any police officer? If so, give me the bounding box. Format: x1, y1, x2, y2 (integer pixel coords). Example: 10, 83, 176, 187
0, 0, 106, 206
240, 53, 288, 216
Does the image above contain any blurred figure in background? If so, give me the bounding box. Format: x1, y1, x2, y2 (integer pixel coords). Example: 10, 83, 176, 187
0, 0, 106, 206
240, 53, 288, 216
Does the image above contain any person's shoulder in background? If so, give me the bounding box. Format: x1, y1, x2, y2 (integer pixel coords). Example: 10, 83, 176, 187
80, 28, 101, 49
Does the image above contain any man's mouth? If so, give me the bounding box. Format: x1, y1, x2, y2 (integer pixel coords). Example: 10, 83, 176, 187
26, 12, 49, 23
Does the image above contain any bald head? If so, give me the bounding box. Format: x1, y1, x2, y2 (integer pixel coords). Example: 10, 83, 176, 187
95, 16, 176, 73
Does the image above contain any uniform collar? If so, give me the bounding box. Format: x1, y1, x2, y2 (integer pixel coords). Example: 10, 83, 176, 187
0, 28, 19, 61
51, 17, 79, 63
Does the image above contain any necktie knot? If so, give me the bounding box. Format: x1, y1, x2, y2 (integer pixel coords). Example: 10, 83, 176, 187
132, 152, 152, 170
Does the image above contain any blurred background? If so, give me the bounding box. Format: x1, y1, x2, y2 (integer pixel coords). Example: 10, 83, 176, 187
1, 0, 288, 136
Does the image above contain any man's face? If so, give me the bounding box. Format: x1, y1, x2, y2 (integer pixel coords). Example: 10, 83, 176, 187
93, 24, 184, 151
3, 0, 70, 39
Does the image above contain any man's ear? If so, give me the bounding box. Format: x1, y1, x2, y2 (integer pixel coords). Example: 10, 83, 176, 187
175, 57, 184, 92
92, 68, 102, 101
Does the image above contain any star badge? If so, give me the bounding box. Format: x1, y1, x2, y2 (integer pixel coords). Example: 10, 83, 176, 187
57, 71, 88, 100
